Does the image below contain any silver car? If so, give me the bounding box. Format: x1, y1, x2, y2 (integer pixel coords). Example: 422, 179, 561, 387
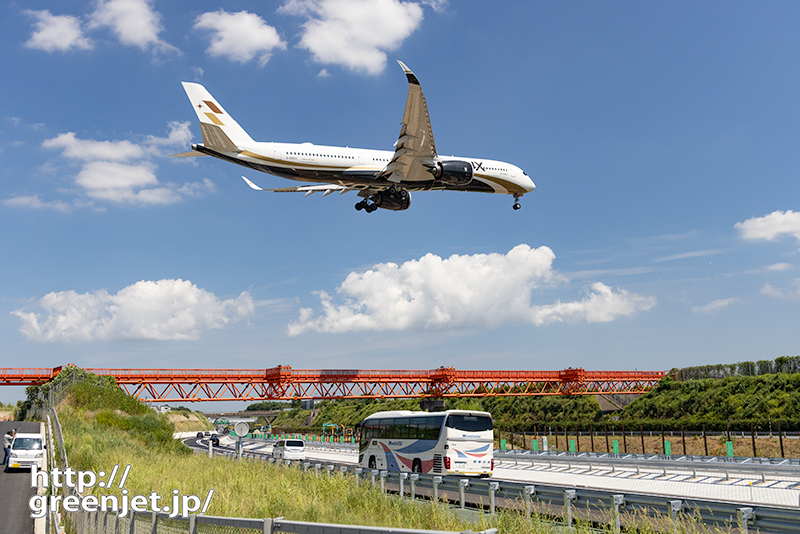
272, 439, 305, 461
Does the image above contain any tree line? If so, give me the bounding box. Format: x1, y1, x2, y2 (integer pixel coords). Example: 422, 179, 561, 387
671, 355, 800, 381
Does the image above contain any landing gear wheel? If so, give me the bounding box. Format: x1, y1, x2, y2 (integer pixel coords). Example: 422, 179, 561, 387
397, 189, 408, 199
513, 202, 521, 210
355, 200, 368, 211
512, 193, 522, 210
366, 204, 378, 213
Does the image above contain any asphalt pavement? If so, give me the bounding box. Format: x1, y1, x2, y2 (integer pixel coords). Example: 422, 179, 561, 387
1, 420, 44, 534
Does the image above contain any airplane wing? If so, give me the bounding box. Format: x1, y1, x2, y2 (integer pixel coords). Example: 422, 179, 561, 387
241, 176, 356, 197
377, 61, 438, 184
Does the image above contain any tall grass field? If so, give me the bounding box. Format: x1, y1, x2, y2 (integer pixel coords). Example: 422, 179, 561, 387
56, 381, 721, 534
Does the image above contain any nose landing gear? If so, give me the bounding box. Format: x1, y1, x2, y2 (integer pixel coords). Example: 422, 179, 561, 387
512, 194, 522, 210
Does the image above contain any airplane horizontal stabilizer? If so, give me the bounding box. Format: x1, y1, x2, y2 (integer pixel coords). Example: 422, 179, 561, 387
170, 150, 207, 157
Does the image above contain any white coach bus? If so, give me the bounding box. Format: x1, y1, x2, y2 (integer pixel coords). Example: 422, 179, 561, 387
357, 410, 494, 477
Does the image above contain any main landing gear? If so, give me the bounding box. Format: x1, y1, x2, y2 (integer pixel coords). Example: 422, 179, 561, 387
355, 199, 377, 212
355, 186, 409, 213
512, 193, 522, 210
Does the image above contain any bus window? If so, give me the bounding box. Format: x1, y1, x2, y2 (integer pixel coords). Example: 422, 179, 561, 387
379, 419, 393, 438
424, 416, 445, 439
445, 414, 493, 432
394, 418, 409, 439
408, 421, 422, 439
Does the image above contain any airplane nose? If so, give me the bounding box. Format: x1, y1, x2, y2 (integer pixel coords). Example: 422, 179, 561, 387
523, 172, 535, 192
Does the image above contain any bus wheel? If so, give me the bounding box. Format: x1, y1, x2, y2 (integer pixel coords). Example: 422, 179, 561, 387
369, 456, 376, 469
412, 459, 422, 473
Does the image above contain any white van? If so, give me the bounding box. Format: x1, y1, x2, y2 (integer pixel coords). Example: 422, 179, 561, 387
272, 439, 305, 460
7, 433, 45, 471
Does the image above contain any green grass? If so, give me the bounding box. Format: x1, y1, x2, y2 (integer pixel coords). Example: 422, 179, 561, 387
56, 381, 721, 534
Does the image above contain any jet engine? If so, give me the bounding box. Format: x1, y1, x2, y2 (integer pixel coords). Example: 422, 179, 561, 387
430, 160, 474, 186
373, 188, 411, 211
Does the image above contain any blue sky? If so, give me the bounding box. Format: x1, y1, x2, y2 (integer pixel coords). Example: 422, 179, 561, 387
2, 1, 799, 407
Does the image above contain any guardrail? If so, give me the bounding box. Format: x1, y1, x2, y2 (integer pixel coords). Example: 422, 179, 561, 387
71, 510, 500, 534
236, 436, 800, 482
196, 439, 800, 533
495, 449, 800, 483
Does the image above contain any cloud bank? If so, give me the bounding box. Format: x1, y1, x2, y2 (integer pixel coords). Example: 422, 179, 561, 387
24, 1, 176, 55
288, 244, 656, 335
12, 279, 254, 343
4, 121, 214, 209
23, 1, 442, 74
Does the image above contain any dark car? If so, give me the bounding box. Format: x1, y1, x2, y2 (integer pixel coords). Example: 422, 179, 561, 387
210, 436, 220, 447
196, 432, 204, 439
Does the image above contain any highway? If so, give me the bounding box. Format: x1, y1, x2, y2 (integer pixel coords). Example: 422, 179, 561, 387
1, 421, 44, 534
192, 436, 800, 509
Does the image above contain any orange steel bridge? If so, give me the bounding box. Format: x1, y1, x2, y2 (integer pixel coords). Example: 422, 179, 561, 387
0, 366, 666, 403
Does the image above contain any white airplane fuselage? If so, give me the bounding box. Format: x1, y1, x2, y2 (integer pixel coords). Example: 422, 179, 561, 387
194, 141, 532, 196
178, 61, 535, 212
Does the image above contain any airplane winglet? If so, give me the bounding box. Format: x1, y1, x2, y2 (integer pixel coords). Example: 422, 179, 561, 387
397, 60, 420, 86
241, 176, 265, 191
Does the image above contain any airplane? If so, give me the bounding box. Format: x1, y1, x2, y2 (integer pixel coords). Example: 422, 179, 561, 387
173, 61, 535, 212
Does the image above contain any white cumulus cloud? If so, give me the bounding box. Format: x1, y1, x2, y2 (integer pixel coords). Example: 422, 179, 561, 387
12, 279, 254, 343
194, 10, 286, 66
88, 0, 178, 53
691, 298, 740, 314
42, 132, 144, 161
279, 0, 425, 75
24, 10, 92, 52
30, 122, 214, 208
287, 245, 656, 336
735, 210, 800, 242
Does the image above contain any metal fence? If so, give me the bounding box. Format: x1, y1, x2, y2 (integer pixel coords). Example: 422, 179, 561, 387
198, 437, 800, 534
70, 512, 500, 534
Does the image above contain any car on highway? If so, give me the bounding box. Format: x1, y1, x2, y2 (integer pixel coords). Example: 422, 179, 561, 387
204, 431, 211, 437
6, 432, 45, 471
210, 436, 220, 447
196, 432, 204, 439
272, 439, 305, 461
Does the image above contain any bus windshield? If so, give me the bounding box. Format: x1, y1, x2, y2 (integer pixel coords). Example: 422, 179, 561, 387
445, 414, 493, 432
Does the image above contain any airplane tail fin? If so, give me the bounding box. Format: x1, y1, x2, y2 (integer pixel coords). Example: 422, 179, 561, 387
181, 82, 255, 151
